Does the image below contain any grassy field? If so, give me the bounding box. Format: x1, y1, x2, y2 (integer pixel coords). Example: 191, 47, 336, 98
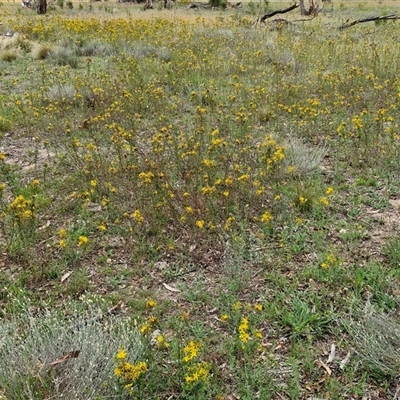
0, 1, 400, 399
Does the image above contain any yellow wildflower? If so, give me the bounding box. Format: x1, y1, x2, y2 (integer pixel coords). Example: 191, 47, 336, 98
326, 187, 334, 195
287, 166, 296, 173
156, 334, 169, 349
138, 171, 155, 183
146, 298, 157, 309
22, 210, 33, 219
320, 197, 329, 206
183, 341, 201, 363
140, 323, 151, 335
196, 220, 205, 229
238, 317, 250, 343
148, 315, 158, 325
260, 211, 273, 223
185, 362, 209, 384
224, 217, 235, 231
232, 301, 242, 311
181, 312, 190, 321
78, 236, 88, 246
202, 159, 215, 168
58, 228, 67, 238
201, 185, 216, 195
116, 348, 127, 360
8, 195, 34, 219
114, 361, 147, 382
225, 177, 233, 186
238, 174, 250, 182
132, 210, 144, 224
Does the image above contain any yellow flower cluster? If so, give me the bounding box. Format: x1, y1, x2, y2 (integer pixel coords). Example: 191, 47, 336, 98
238, 317, 250, 343
185, 362, 209, 384
183, 341, 201, 363
114, 348, 147, 383
140, 315, 158, 335
8, 195, 34, 220
78, 235, 89, 247
321, 253, 340, 269
146, 298, 157, 309
260, 211, 273, 223
132, 210, 144, 225
155, 334, 169, 350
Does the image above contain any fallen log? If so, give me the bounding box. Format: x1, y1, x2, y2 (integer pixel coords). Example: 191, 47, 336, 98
187, 2, 212, 9
339, 14, 400, 29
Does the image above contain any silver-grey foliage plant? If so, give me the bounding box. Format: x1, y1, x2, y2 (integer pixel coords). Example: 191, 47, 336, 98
0, 297, 143, 399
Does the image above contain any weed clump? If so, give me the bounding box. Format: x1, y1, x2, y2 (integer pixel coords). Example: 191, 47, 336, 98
384, 237, 400, 268
0, 50, 17, 62
49, 47, 78, 68
0, 116, 11, 132
45, 84, 77, 104
77, 39, 115, 57
283, 137, 326, 176
32, 43, 53, 60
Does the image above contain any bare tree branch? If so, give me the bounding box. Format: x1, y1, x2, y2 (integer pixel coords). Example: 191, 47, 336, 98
259, 3, 299, 22
339, 14, 400, 30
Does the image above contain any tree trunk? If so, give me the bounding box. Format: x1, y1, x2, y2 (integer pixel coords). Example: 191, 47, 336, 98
299, 0, 318, 15
145, 0, 153, 8
37, 0, 47, 14
299, 0, 307, 15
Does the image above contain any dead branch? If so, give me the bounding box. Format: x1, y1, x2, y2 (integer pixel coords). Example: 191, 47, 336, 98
339, 14, 400, 30
259, 3, 299, 23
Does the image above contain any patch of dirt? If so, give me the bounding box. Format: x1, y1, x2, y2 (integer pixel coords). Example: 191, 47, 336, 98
330, 193, 400, 267
365, 197, 400, 249
1, 133, 56, 177
0, 132, 57, 254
